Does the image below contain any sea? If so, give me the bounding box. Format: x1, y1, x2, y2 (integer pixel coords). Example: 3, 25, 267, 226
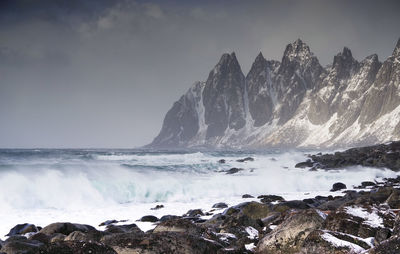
0, 148, 397, 237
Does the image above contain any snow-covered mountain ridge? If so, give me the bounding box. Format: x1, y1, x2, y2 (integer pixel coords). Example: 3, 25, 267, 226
148, 38, 400, 149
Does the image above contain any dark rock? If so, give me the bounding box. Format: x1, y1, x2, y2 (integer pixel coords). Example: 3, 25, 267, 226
39, 222, 96, 236
302, 229, 369, 253
279, 200, 310, 209
295, 159, 313, 168
28, 232, 51, 244
151, 204, 164, 210
159, 215, 181, 222
184, 209, 204, 217
330, 182, 347, 192
258, 194, 285, 203
218, 159, 226, 163
64, 230, 106, 242
139, 215, 159, 222
361, 181, 376, 187
99, 220, 118, 226
212, 202, 228, 209
226, 167, 243, 174
39, 240, 117, 254
153, 218, 204, 235
236, 157, 254, 162
368, 235, 400, 254
242, 194, 254, 198
105, 223, 143, 234
1, 236, 43, 254
5, 223, 38, 236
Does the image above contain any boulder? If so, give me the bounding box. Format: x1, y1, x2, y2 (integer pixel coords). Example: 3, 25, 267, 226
151, 204, 164, 210
212, 202, 228, 209
0, 236, 43, 254
330, 182, 347, 192
184, 209, 204, 217
368, 235, 400, 254
39, 241, 117, 254
105, 223, 143, 234
139, 215, 159, 222
5, 223, 38, 237
301, 230, 370, 254
256, 209, 325, 253
236, 157, 254, 162
242, 194, 254, 198
226, 167, 243, 174
39, 222, 96, 236
258, 195, 285, 203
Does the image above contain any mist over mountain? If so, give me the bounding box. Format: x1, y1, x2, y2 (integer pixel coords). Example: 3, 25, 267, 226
149, 38, 400, 149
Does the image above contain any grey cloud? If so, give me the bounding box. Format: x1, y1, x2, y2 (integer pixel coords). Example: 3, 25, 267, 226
0, 0, 399, 148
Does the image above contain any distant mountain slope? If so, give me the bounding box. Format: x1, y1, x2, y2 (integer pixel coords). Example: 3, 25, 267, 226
148, 38, 400, 149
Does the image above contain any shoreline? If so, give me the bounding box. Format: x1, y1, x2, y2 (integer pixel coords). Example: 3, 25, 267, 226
2, 143, 400, 253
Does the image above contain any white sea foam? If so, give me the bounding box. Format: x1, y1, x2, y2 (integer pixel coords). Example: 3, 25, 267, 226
0, 149, 397, 237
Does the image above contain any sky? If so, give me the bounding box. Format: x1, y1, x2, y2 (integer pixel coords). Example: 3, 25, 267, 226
0, 0, 399, 148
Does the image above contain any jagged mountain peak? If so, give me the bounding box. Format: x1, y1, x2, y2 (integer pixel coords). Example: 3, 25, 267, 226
282, 38, 313, 61
332, 47, 359, 79
393, 37, 400, 57
212, 52, 242, 76
254, 52, 266, 63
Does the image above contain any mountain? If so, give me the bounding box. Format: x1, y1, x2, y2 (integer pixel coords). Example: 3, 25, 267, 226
148, 38, 400, 149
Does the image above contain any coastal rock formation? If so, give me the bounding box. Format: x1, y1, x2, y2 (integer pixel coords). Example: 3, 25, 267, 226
148, 38, 400, 149
3, 174, 400, 253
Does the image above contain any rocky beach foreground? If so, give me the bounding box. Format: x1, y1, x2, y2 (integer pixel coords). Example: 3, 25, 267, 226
2, 143, 400, 253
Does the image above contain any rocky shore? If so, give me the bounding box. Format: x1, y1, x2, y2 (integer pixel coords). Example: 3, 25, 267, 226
296, 141, 400, 171
2, 146, 400, 253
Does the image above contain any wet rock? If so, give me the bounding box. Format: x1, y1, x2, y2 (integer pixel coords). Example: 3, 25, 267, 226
232, 202, 271, 220
104, 223, 143, 234
301, 229, 369, 253
65, 230, 106, 242
49, 233, 66, 242
159, 215, 181, 222
330, 182, 347, 192
28, 232, 51, 244
39, 241, 117, 254
184, 209, 204, 217
256, 209, 324, 253
226, 167, 243, 174
139, 215, 159, 222
151, 204, 164, 210
242, 194, 254, 198
236, 157, 254, 162
153, 218, 204, 235
212, 202, 228, 209
361, 181, 376, 188
368, 235, 400, 254
218, 159, 226, 163
295, 159, 313, 168
1, 236, 44, 254
99, 220, 118, 226
39, 222, 96, 236
5, 223, 38, 237
279, 200, 310, 209
299, 142, 400, 171
258, 194, 285, 203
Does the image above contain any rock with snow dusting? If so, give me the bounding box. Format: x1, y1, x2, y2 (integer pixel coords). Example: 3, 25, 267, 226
256, 209, 324, 253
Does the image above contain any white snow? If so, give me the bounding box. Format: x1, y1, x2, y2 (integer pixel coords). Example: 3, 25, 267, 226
245, 226, 259, 239
344, 206, 384, 228
321, 232, 365, 252
245, 242, 256, 251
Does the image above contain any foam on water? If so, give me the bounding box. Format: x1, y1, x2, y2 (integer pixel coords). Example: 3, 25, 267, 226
0, 149, 398, 237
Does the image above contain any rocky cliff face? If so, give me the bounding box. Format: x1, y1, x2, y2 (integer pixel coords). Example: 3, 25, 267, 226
148, 38, 400, 149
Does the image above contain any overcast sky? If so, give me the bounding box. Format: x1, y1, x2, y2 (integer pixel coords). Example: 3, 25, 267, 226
0, 0, 399, 148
